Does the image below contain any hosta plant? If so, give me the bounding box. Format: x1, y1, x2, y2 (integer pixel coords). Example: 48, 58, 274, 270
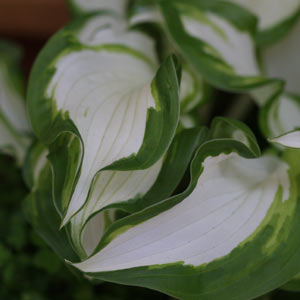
2, 0, 300, 299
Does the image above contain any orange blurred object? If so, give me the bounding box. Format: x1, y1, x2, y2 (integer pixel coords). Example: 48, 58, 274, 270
0, 0, 71, 77
0, 0, 70, 38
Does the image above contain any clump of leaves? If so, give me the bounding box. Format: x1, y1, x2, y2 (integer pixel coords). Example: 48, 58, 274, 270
1, 0, 300, 299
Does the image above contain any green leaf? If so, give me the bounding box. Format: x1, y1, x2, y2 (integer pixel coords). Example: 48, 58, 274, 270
156, 0, 283, 106
70, 127, 206, 258
229, 0, 300, 46
24, 142, 79, 262
179, 66, 207, 113
0, 243, 11, 267
71, 117, 300, 300
33, 249, 62, 274
7, 213, 27, 250
281, 273, 300, 292
27, 14, 180, 230
68, 0, 128, 17
0, 39, 31, 164
119, 127, 207, 213
260, 94, 300, 138
262, 18, 300, 95
129, 4, 209, 113
22, 141, 48, 189
259, 18, 300, 137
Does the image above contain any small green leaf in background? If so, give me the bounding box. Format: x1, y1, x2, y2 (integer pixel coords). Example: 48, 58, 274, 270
0, 243, 11, 267
33, 249, 62, 274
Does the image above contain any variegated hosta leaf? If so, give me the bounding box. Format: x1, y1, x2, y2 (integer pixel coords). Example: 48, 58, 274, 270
157, 0, 283, 106
72, 118, 300, 300
129, 3, 163, 27
270, 130, 300, 149
68, 0, 128, 17
24, 142, 79, 262
75, 154, 291, 272
129, 3, 209, 113
262, 17, 300, 95
71, 127, 203, 257
81, 209, 116, 257
275, 133, 300, 292
79, 14, 205, 113
260, 94, 300, 138
25, 131, 202, 261
259, 17, 300, 137
229, 0, 300, 45
70, 158, 164, 257
0, 40, 31, 164
76, 14, 158, 63
28, 14, 180, 245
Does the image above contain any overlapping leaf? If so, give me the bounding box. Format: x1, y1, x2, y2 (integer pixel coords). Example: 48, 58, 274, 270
73, 127, 203, 257
130, 0, 285, 109
70, 117, 300, 300
27, 13, 190, 257
129, 1, 213, 127
156, 0, 284, 104
229, 0, 300, 46
24, 1, 300, 299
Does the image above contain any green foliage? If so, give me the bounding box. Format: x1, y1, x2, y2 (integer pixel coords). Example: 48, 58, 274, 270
2, 0, 300, 299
